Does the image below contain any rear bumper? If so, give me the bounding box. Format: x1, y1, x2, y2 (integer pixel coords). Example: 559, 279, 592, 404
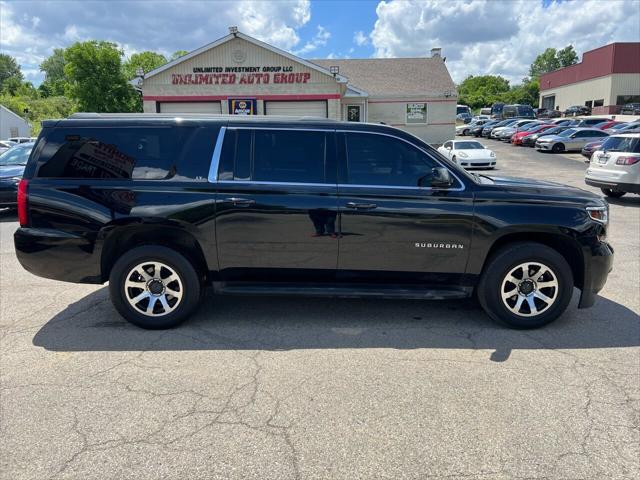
14, 227, 103, 284
578, 241, 614, 308
585, 178, 640, 193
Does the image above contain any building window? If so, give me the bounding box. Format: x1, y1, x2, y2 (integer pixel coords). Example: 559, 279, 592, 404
593, 99, 604, 107
616, 95, 640, 105
346, 105, 361, 122
406, 103, 427, 124
585, 100, 593, 108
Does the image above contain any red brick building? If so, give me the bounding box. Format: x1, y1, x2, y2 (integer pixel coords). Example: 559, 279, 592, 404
539, 43, 640, 115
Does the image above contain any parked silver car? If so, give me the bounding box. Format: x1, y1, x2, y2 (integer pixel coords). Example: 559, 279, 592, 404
535, 128, 609, 153
491, 119, 537, 140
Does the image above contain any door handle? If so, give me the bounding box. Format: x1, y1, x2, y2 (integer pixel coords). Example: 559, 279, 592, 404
224, 197, 255, 207
346, 202, 377, 210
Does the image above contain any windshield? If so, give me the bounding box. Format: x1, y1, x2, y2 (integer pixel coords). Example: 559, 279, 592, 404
619, 123, 640, 131
456, 106, 470, 115
600, 136, 640, 153
610, 123, 629, 130
454, 141, 484, 150
0, 144, 33, 166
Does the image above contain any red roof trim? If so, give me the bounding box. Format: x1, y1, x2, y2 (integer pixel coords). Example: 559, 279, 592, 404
144, 94, 341, 102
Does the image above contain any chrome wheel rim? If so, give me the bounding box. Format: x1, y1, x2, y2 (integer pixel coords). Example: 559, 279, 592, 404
501, 262, 559, 317
124, 261, 183, 317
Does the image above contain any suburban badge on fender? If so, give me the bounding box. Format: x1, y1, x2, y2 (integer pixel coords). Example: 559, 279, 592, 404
415, 242, 465, 249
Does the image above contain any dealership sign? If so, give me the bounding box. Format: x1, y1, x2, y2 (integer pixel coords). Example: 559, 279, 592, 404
172, 66, 312, 85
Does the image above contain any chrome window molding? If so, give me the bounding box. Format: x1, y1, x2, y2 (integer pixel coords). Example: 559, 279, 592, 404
207, 126, 227, 183
207, 125, 466, 191
217, 180, 333, 187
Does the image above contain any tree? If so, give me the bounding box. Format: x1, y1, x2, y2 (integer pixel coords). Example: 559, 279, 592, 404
557, 45, 578, 67
64, 40, 139, 112
529, 48, 561, 79
457, 75, 511, 110
0, 54, 24, 91
170, 50, 189, 61
123, 51, 167, 79
40, 48, 68, 96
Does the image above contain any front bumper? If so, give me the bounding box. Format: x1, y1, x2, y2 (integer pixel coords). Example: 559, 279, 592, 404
578, 241, 614, 308
536, 142, 553, 150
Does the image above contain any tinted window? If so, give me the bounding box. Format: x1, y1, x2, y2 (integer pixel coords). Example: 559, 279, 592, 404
345, 133, 436, 187
253, 130, 326, 183
218, 129, 251, 181
36, 126, 216, 180
601, 136, 640, 153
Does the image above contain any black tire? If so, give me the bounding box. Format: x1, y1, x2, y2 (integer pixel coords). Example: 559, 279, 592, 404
452, 155, 457, 164
477, 242, 574, 329
551, 143, 565, 153
462, 129, 469, 136
109, 245, 202, 329
601, 188, 626, 198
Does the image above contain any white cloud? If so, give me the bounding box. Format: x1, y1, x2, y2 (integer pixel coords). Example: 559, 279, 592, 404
353, 30, 369, 46
370, 0, 640, 83
295, 25, 331, 55
0, 0, 312, 84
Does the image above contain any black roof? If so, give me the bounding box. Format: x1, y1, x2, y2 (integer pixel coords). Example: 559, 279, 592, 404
41, 113, 410, 137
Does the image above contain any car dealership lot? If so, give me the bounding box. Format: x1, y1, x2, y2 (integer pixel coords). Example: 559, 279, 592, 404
1, 144, 638, 480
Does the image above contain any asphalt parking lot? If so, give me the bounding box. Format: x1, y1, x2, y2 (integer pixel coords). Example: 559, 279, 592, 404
1, 141, 638, 480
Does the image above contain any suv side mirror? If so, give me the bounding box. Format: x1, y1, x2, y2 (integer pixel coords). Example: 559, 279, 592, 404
419, 167, 454, 188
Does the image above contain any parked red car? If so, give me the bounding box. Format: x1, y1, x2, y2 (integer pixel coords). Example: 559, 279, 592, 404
593, 120, 624, 130
511, 124, 554, 145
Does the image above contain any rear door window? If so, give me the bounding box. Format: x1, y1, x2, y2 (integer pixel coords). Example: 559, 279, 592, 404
218, 129, 328, 184
35, 126, 217, 180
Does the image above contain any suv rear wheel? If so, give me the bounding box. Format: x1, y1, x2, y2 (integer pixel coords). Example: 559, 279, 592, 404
477, 242, 574, 329
109, 246, 202, 329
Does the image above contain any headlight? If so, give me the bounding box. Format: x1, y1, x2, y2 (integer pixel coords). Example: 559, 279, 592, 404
587, 206, 608, 225
458, 152, 468, 158
490, 151, 496, 158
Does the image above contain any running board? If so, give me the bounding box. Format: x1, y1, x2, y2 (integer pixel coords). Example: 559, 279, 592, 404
213, 282, 472, 300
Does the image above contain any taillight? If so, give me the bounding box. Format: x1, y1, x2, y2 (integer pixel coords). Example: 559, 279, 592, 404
17, 179, 29, 227
616, 156, 640, 165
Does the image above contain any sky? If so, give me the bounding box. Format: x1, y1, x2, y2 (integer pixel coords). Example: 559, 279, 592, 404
1, 0, 639, 86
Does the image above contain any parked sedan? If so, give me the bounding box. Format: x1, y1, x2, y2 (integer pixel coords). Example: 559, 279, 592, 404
437, 139, 496, 169
564, 105, 591, 116
592, 120, 624, 130
493, 120, 539, 141
535, 128, 609, 153
0, 142, 34, 207
620, 103, 640, 115
471, 119, 500, 136
581, 140, 606, 161
456, 119, 490, 136
521, 126, 570, 147
481, 119, 517, 138
606, 122, 640, 134
511, 124, 555, 145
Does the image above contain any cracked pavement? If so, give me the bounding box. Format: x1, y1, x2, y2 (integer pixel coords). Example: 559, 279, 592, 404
1, 141, 639, 479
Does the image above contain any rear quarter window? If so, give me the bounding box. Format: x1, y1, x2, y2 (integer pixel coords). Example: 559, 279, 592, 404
33, 126, 218, 181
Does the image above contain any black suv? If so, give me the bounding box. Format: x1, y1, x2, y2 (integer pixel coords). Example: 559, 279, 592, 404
14, 114, 613, 329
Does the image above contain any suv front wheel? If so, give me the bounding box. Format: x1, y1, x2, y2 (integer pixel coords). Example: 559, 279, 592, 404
477, 242, 574, 329
109, 246, 202, 329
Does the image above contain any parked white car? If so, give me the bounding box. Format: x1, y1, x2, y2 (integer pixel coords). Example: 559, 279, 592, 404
438, 140, 496, 169
585, 133, 640, 198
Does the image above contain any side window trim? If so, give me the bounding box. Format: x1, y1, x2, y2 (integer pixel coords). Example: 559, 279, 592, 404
336, 129, 465, 191
211, 126, 336, 186
208, 126, 227, 182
